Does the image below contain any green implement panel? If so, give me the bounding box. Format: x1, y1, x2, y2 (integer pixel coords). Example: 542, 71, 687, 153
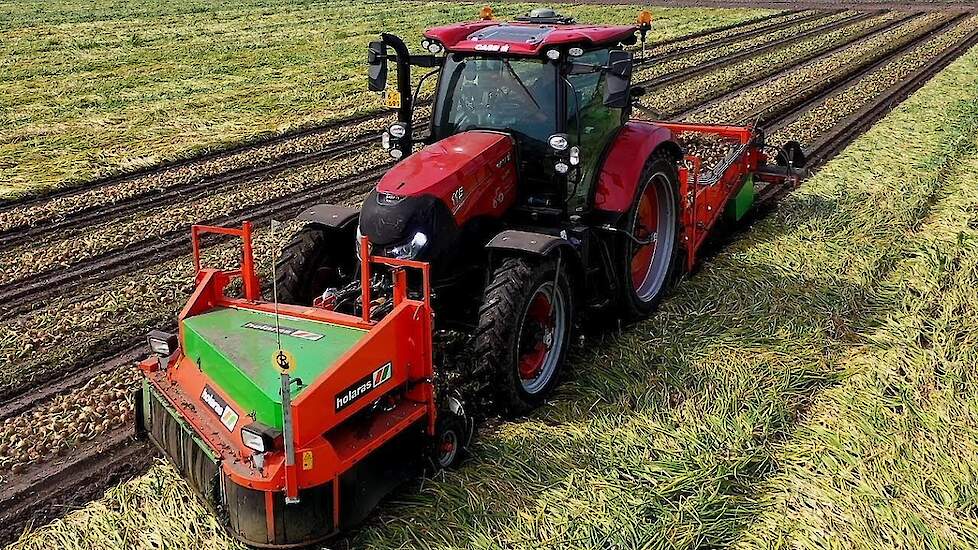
182, 307, 366, 429
726, 174, 755, 222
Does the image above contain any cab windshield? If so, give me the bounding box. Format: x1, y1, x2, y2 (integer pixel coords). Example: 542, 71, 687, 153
432, 54, 557, 152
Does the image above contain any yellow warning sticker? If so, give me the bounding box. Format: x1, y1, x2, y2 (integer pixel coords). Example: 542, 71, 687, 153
273, 349, 295, 372
302, 451, 314, 470
385, 90, 401, 109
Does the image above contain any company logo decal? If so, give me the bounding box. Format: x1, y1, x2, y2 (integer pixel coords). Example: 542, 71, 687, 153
334, 362, 393, 412
492, 188, 506, 209
201, 385, 239, 431
451, 186, 465, 207
474, 43, 510, 52
243, 322, 323, 341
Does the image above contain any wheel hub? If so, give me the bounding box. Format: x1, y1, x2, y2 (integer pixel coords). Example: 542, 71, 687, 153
514, 281, 568, 396
518, 291, 554, 381
631, 184, 660, 291
629, 172, 677, 303
438, 431, 458, 466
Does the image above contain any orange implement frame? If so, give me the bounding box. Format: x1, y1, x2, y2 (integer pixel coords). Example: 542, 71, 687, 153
140, 222, 437, 541
190, 221, 261, 301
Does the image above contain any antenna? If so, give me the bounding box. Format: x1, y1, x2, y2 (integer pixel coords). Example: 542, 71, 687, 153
270, 219, 284, 353
270, 219, 300, 504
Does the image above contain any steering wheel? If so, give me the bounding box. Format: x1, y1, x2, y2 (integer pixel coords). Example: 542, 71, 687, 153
488, 97, 523, 124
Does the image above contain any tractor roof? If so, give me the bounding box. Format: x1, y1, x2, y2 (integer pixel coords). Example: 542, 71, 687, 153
424, 10, 638, 57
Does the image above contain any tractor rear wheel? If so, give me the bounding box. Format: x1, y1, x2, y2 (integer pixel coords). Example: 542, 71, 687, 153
475, 257, 574, 415
275, 224, 357, 305
617, 152, 680, 319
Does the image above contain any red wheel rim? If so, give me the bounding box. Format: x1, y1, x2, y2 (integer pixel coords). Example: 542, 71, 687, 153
518, 290, 555, 381
631, 183, 659, 291
438, 430, 458, 467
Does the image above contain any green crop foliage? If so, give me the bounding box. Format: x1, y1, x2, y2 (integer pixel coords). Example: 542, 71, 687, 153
0, 0, 770, 199
9, 35, 978, 550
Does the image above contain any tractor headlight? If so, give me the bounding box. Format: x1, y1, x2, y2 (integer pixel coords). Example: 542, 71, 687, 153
388, 231, 428, 259
548, 133, 569, 151
241, 422, 282, 453
568, 47, 584, 57
427, 41, 444, 54
554, 161, 569, 174
388, 123, 407, 139
147, 330, 177, 356
545, 48, 561, 60
389, 147, 404, 160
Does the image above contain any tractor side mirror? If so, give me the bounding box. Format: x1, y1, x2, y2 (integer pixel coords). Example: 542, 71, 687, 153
603, 50, 633, 109
367, 40, 388, 92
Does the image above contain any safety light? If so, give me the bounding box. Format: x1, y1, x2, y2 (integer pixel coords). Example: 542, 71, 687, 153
381, 131, 391, 150
637, 10, 653, 25
548, 133, 569, 151
480, 5, 494, 20
545, 49, 561, 61
388, 122, 407, 139
147, 330, 177, 356
569, 146, 580, 166
389, 148, 404, 160
554, 162, 569, 174
241, 422, 282, 453
568, 47, 584, 57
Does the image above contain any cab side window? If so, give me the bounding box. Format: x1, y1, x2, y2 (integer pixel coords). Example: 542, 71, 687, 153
566, 48, 624, 213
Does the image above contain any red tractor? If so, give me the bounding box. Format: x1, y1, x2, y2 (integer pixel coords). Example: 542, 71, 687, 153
136, 7, 805, 547
278, 8, 803, 414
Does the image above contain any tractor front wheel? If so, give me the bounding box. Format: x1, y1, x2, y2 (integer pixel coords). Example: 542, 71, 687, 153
475, 257, 574, 415
617, 152, 680, 319
276, 224, 357, 305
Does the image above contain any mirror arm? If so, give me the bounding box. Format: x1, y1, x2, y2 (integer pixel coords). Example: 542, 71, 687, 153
380, 33, 414, 153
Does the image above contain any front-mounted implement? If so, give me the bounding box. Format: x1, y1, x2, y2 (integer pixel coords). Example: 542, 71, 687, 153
135, 223, 470, 547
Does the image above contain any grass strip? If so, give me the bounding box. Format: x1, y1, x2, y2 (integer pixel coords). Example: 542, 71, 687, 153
737, 74, 978, 549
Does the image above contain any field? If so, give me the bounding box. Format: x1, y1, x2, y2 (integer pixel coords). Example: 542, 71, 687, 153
0, 0, 766, 199
2, 0, 978, 548
7, 33, 978, 550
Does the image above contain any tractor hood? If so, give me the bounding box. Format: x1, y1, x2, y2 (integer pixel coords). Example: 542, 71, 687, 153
360, 130, 517, 259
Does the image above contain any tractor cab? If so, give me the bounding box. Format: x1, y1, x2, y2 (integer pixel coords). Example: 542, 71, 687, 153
368, 7, 645, 220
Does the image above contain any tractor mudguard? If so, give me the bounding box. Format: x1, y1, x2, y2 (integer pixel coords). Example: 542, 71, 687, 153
486, 230, 573, 257
297, 204, 360, 229
485, 229, 585, 301
593, 121, 681, 215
